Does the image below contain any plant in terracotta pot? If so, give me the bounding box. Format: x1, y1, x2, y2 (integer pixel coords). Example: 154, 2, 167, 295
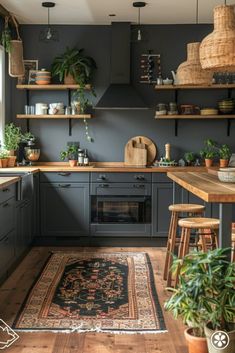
200, 139, 217, 167
60, 144, 78, 167
51, 46, 97, 85
184, 152, 196, 166
218, 144, 231, 168
4, 123, 22, 167
165, 248, 235, 353
0, 150, 9, 168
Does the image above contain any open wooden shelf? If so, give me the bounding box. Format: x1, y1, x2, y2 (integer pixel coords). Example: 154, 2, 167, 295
16, 84, 91, 90
16, 114, 91, 119
155, 114, 235, 120
154, 84, 235, 90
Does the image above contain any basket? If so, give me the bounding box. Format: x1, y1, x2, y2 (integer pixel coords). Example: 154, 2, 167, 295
218, 170, 235, 183
8, 16, 24, 77
200, 5, 235, 72
177, 42, 213, 85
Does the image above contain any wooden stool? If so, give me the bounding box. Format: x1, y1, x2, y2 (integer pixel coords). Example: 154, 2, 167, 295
164, 204, 205, 287
232, 232, 235, 262
175, 217, 220, 287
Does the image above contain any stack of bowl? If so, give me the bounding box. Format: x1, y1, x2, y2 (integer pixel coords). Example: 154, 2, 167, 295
218, 98, 234, 114
218, 168, 235, 183
35, 69, 51, 85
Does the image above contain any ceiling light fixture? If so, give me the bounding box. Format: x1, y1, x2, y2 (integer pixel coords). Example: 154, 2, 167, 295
133, 2, 146, 42
200, 1, 235, 71
39, 2, 59, 43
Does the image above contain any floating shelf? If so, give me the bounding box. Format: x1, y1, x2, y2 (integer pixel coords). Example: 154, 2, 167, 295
155, 114, 235, 120
16, 84, 91, 90
16, 114, 91, 119
154, 84, 235, 90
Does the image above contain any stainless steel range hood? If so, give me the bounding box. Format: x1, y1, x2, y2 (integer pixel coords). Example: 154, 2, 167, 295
95, 22, 148, 110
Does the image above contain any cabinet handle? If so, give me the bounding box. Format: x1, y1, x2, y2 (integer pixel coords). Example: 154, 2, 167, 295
133, 184, 145, 188
2, 188, 10, 192
58, 184, 71, 188
99, 184, 109, 188
58, 172, 71, 177
3, 236, 9, 243
134, 175, 145, 180
97, 175, 106, 181
3, 202, 9, 208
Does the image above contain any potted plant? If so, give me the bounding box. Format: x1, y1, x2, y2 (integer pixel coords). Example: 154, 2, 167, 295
165, 248, 235, 353
0, 150, 9, 168
1, 16, 12, 53
218, 144, 231, 168
184, 152, 195, 166
51, 46, 97, 85
4, 123, 22, 167
60, 144, 78, 167
200, 139, 217, 167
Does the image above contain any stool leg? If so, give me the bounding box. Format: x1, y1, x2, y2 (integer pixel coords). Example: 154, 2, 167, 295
163, 212, 174, 280
174, 227, 187, 288
199, 230, 207, 252
232, 240, 235, 262
166, 212, 178, 287
182, 228, 191, 257
214, 229, 219, 249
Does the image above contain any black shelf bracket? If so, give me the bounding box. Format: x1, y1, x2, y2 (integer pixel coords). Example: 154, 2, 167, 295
227, 118, 232, 136
26, 89, 30, 132
174, 119, 179, 136
69, 118, 72, 136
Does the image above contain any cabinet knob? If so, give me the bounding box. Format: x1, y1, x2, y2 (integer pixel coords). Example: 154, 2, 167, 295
3, 202, 9, 208
97, 175, 106, 181
99, 184, 109, 188
134, 175, 145, 181
58, 172, 71, 177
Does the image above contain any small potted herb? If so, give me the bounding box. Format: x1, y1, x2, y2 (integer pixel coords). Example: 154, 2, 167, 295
200, 139, 217, 168
4, 123, 22, 167
218, 144, 231, 168
0, 150, 9, 168
184, 152, 195, 166
60, 144, 78, 167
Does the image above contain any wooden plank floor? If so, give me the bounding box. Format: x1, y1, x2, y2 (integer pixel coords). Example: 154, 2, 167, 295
0, 247, 187, 353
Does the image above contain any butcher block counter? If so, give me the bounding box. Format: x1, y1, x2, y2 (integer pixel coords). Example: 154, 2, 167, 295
0, 176, 20, 189
0, 162, 210, 173
167, 171, 235, 249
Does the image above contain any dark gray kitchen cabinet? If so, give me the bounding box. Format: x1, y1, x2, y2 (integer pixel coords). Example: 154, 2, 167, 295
0, 230, 15, 279
15, 199, 33, 258
152, 182, 173, 237
40, 183, 89, 236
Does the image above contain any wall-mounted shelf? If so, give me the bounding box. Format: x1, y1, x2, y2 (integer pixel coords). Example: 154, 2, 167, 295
154, 84, 235, 90
16, 84, 91, 90
155, 114, 235, 136
16, 114, 91, 119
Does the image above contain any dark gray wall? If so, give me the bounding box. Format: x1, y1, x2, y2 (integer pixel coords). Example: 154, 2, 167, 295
9, 24, 235, 161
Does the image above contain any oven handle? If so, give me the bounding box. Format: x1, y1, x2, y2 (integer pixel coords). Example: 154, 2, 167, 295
96, 196, 148, 202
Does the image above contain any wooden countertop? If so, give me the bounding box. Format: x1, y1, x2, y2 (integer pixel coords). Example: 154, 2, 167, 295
167, 172, 235, 203
0, 162, 209, 173
0, 176, 20, 189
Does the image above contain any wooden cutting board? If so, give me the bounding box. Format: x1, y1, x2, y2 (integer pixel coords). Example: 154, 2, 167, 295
124, 136, 157, 166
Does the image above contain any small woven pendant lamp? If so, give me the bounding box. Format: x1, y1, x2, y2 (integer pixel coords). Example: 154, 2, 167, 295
200, 4, 235, 72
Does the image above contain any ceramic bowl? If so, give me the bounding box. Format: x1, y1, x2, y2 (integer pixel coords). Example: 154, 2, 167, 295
218, 170, 235, 183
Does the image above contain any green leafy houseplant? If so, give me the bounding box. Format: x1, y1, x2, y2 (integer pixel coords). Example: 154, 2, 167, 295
51, 47, 97, 85
4, 123, 22, 153
165, 248, 235, 353
218, 144, 231, 168
1, 16, 12, 53
184, 152, 195, 166
200, 139, 217, 167
0, 149, 9, 168
60, 144, 78, 167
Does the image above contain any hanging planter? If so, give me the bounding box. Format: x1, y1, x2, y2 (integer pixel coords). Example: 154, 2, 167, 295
177, 42, 213, 85
200, 5, 235, 72
8, 15, 24, 77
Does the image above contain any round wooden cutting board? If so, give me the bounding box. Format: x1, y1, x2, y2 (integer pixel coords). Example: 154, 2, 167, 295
125, 136, 157, 165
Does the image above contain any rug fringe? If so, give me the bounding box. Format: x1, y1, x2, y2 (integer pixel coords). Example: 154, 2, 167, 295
14, 328, 168, 335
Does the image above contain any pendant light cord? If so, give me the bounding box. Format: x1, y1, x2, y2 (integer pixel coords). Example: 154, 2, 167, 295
48, 7, 50, 28
138, 7, 140, 26
196, 0, 199, 24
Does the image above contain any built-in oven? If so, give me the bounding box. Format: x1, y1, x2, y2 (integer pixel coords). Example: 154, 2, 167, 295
90, 180, 152, 237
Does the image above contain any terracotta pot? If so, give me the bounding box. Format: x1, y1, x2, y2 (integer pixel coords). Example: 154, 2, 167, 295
64, 74, 76, 85
69, 160, 77, 167
7, 156, 17, 167
219, 159, 229, 168
205, 159, 213, 168
184, 328, 208, 353
204, 322, 235, 353
0, 159, 8, 168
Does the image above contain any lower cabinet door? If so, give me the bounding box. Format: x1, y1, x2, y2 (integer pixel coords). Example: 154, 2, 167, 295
0, 230, 15, 279
15, 200, 33, 258
40, 183, 89, 236
152, 182, 173, 237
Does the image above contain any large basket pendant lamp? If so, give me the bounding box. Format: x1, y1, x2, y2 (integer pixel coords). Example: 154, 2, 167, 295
177, 42, 213, 85
200, 5, 235, 72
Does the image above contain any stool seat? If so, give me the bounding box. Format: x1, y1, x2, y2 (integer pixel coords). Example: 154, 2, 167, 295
178, 217, 220, 229
169, 204, 205, 213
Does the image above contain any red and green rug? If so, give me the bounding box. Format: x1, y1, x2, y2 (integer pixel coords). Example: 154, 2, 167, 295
13, 252, 166, 334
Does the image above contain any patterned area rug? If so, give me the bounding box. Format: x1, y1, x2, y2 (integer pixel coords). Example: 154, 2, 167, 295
13, 252, 166, 333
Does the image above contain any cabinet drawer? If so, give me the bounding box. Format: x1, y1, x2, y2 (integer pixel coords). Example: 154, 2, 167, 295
0, 183, 15, 204
152, 173, 171, 183
0, 197, 14, 238
0, 230, 15, 278
91, 172, 151, 183
40, 172, 89, 183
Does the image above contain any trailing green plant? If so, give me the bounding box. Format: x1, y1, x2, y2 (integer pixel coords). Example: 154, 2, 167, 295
218, 144, 231, 160
4, 123, 22, 151
60, 144, 78, 161
1, 16, 12, 53
200, 139, 217, 159
184, 152, 195, 164
51, 47, 97, 85
164, 248, 235, 338
0, 149, 9, 159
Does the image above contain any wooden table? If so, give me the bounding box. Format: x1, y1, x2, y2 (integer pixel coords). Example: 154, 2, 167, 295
167, 172, 235, 248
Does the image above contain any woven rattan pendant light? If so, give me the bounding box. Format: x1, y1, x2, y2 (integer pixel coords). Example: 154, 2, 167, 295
200, 4, 235, 72
176, 0, 213, 85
